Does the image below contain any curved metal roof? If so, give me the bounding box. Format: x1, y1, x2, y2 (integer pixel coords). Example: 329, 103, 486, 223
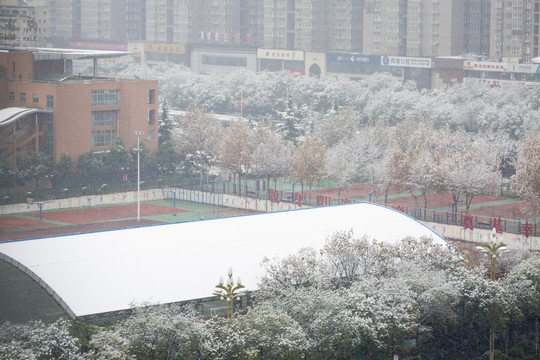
0, 107, 52, 127
12, 47, 131, 61
0, 203, 454, 319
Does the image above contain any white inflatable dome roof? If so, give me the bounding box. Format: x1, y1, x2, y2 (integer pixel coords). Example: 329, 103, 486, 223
0, 203, 452, 318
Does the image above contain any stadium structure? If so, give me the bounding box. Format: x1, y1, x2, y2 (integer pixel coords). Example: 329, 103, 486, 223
0, 203, 457, 323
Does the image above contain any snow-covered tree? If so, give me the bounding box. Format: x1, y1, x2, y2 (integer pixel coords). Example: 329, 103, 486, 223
250, 126, 293, 196
290, 136, 326, 202
351, 124, 394, 203
158, 101, 176, 145
220, 119, 257, 194
0, 319, 83, 360
236, 304, 309, 359
19, 152, 54, 192
513, 132, 540, 216
314, 107, 360, 147
87, 304, 210, 360
103, 138, 133, 170
324, 140, 359, 200
321, 230, 385, 287
172, 106, 224, 179
388, 119, 439, 209
435, 130, 502, 214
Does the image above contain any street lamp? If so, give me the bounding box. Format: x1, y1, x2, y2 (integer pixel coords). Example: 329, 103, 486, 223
134, 131, 143, 221
476, 227, 508, 360
213, 267, 246, 318
477, 227, 507, 281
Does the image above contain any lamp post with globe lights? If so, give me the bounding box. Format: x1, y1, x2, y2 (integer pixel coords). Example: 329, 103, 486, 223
213, 267, 246, 318
476, 227, 508, 360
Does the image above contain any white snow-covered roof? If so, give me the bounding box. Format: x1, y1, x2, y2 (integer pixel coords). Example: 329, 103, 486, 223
0, 107, 52, 127
0, 203, 452, 319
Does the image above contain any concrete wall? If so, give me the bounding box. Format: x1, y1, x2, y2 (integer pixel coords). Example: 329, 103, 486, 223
424, 221, 540, 251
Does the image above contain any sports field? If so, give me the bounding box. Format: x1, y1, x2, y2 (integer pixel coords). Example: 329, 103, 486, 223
0, 200, 254, 242
1, 183, 538, 242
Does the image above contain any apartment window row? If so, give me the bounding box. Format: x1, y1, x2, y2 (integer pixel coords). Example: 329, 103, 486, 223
91, 89, 120, 107
92, 110, 118, 127
92, 130, 116, 147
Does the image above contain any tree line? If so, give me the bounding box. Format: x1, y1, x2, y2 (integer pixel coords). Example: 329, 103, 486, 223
94, 59, 540, 214
2, 62, 539, 216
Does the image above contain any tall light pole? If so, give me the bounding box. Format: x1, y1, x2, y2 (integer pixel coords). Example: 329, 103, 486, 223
476, 227, 508, 360
134, 131, 143, 221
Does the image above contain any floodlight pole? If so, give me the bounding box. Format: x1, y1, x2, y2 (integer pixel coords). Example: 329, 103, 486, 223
134, 131, 143, 221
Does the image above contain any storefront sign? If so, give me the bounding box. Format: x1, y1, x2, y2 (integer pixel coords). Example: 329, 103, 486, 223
257, 49, 304, 61
327, 53, 380, 65
382, 56, 432, 68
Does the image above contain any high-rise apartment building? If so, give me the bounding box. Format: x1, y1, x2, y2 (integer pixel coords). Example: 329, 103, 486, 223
490, 0, 539, 62
80, 0, 112, 41
48, 0, 132, 45
126, 0, 146, 41
0, 0, 48, 47
261, 0, 363, 52
8, 1, 540, 64
49, 0, 80, 43
143, 0, 260, 46
362, 0, 465, 57
464, 0, 490, 56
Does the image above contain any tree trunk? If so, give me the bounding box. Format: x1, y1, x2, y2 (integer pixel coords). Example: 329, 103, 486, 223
238, 173, 242, 196
466, 193, 474, 214
534, 318, 538, 356
200, 168, 203, 191
267, 175, 271, 199
452, 192, 460, 220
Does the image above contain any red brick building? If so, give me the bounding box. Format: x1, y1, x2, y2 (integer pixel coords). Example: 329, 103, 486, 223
0, 48, 158, 167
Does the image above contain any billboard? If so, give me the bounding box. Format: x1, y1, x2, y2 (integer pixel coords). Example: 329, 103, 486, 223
463, 61, 508, 72
509, 63, 540, 74
327, 53, 380, 65
381, 56, 432, 68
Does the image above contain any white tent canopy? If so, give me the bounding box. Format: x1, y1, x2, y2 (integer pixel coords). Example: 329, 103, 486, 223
0, 203, 453, 319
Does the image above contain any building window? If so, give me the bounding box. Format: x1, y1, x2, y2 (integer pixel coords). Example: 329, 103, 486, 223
20, 92, 26, 102
91, 89, 120, 107
33, 94, 39, 103
148, 109, 156, 125
148, 89, 156, 104
92, 130, 116, 147
92, 110, 118, 127
46, 95, 54, 110
9, 92, 14, 101
147, 129, 155, 140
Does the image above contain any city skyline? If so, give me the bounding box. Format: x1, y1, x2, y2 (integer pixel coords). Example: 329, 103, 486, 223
1, 0, 539, 62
